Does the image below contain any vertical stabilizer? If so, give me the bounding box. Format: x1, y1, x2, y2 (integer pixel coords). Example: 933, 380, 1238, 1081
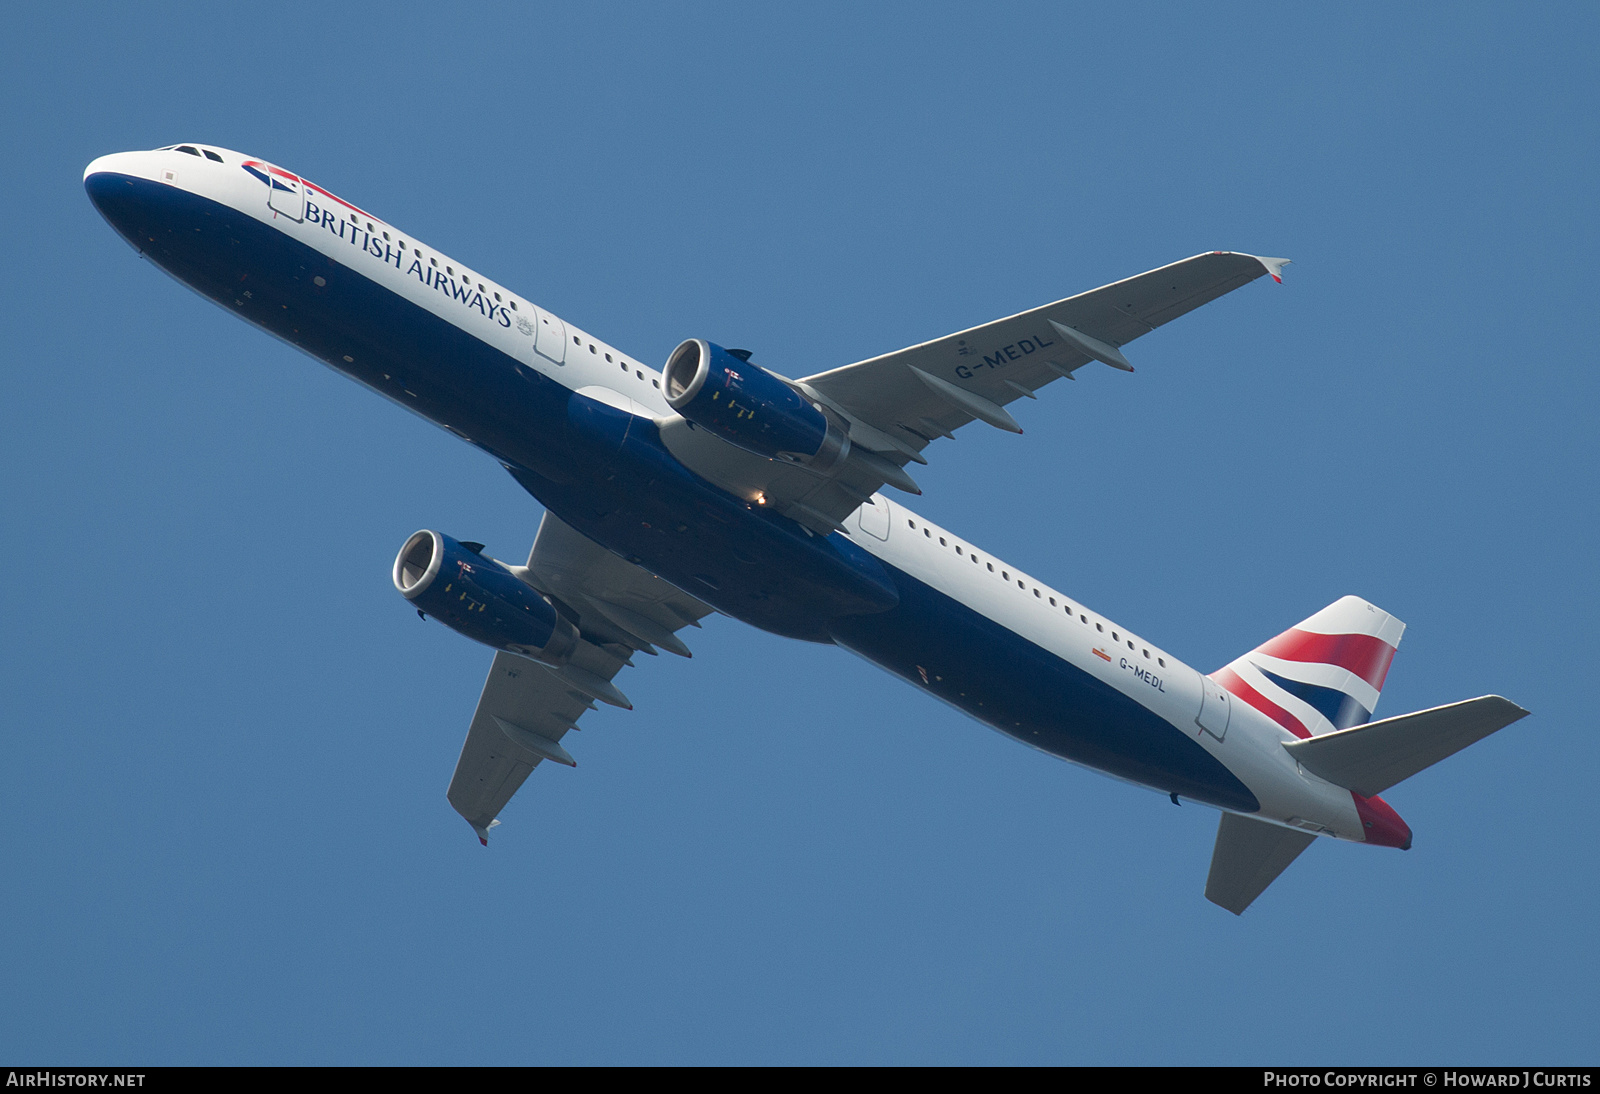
1213, 595, 1405, 739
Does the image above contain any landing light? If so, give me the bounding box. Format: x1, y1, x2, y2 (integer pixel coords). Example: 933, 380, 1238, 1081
754, 492, 766, 505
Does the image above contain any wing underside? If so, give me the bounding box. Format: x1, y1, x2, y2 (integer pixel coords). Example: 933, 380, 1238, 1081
802, 251, 1287, 460
664, 252, 1287, 534
446, 512, 712, 842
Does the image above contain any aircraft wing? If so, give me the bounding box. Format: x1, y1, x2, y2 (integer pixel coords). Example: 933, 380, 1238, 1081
648, 252, 1286, 535
775, 253, 1287, 520
446, 512, 712, 842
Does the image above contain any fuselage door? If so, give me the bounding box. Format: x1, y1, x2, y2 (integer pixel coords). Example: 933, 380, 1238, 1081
266, 167, 305, 223
535, 308, 566, 364
1196, 675, 1231, 741
855, 496, 891, 540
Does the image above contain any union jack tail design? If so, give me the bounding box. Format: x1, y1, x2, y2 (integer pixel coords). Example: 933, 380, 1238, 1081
1212, 595, 1405, 739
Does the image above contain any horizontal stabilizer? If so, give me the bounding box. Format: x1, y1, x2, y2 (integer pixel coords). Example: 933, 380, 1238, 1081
1283, 695, 1529, 798
1205, 813, 1316, 915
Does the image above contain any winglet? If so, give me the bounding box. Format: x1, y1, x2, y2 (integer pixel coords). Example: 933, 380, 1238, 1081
1253, 255, 1292, 284
472, 819, 501, 846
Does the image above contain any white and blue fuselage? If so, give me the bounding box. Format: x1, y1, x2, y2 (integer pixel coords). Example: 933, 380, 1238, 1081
83, 145, 1395, 850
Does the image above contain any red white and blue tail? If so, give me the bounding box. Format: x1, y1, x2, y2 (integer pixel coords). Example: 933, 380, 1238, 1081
1212, 595, 1405, 740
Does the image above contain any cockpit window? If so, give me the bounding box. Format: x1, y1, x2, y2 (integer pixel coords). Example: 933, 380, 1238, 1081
202, 149, 223, 163
176, 146, 201, 157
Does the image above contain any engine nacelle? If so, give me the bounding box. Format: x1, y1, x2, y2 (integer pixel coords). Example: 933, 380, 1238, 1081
393, 530, 578, 665
663, 339, 850, 472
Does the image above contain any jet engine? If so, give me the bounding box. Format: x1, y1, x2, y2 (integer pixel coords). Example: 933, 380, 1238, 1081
393, 530, 578, 665
663, 339, 851, 474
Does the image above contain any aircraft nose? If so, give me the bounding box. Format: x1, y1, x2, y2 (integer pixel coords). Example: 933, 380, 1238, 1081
83, 150, 152, 188
84, 151, 160, 246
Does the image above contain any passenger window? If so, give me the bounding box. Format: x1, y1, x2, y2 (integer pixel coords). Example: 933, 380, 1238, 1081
1113, 632, 1119, 641
1033, 589, 1041, 598
1158, 658, 1166, 667
956, 546, 963, 556
1142, 649, 1150, 658
939, 537, 946, 546
1049, 597, 1056, 606
636, 371, 643, 380
1128, 641, 1134, 650
1080, 615, 1087, 623
987, 563, 994, 572
605, 353, 613, 362
924, 528, 931, 538
1096, 623, 1103, 632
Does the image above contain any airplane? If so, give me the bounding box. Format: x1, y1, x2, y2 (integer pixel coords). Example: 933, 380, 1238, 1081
83, 143, 1529, 914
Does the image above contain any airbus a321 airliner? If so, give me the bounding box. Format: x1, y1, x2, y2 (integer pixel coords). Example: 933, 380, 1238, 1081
84, 144, 1528, 913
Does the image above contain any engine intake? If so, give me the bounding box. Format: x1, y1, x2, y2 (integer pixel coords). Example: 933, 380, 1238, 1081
393, 530, 578, 665
663, 339, 849, 473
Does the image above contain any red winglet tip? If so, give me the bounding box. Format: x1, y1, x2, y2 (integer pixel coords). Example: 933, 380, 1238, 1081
478, 837, 488, 847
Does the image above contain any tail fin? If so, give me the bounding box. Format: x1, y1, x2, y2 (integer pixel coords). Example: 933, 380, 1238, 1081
1213, 595, 1405, 739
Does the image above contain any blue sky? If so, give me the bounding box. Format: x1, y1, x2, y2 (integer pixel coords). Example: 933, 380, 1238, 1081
3, 1, 1596, 1064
